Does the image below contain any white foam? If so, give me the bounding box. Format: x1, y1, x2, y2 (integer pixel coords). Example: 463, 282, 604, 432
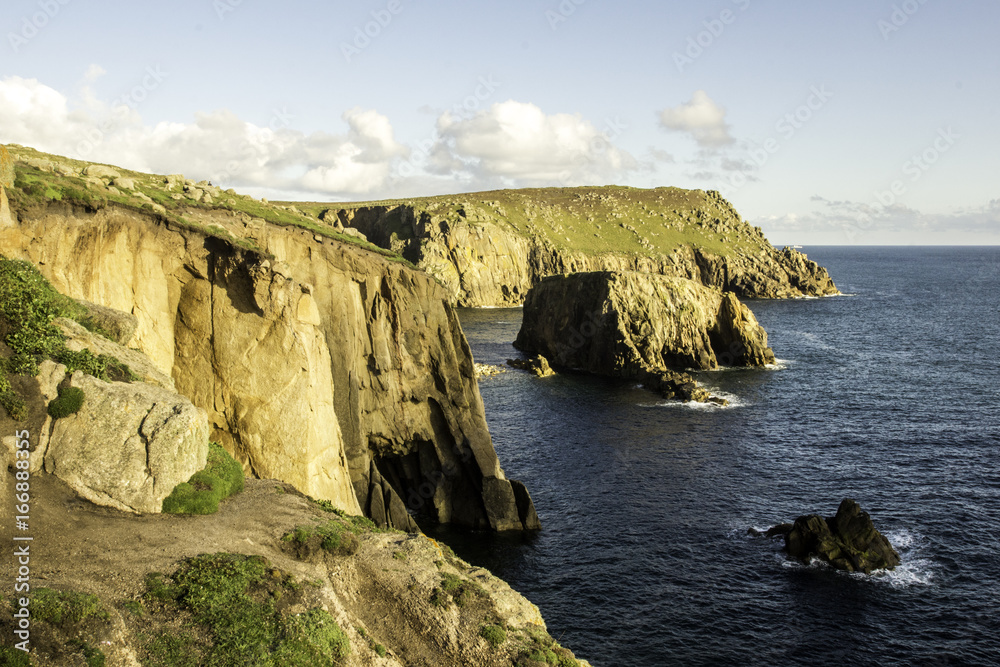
638, 392, 749, 410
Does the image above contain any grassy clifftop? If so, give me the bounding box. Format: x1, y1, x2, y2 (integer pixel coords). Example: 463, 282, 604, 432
292, 185, 772, 259
2, 144, 409, 264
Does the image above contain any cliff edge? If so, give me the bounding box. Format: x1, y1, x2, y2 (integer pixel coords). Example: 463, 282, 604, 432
295, 186, 839, 307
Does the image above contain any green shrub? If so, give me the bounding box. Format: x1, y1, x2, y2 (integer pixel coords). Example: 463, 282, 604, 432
0, 256, 137, 421
0, 645, 33, 666
47, 385, 85, 418
430, 573, 484, 608
30, 588, 108, 626
282, 520, 360, 557
480, 624, 507, 648
143, 554, 350, 666
162, 442, 245, 515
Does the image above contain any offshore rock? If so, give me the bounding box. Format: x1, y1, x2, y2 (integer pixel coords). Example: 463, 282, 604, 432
506, 355, 556, 377
514, 271, 774, 401
782, 499, 901, 574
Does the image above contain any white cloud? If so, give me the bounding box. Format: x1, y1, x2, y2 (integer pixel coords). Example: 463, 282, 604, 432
0, 76, 406, 198
659, 90, 734, 149
429, 100, 637, 187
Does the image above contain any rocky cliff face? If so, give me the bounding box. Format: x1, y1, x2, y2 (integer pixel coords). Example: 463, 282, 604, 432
1, 186, 536, 530
326, 187, 839, 307
514, 271, 774, 400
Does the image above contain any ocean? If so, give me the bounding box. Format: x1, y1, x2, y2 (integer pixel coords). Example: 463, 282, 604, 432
437, 247, 1000, 666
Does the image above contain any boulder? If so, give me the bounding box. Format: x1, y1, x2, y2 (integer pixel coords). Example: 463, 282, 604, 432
113, 177, 136, 190
506, 355, 556, 377
83, 164, 121, 182
783, 499, 901, 574
44, 371, 209, 514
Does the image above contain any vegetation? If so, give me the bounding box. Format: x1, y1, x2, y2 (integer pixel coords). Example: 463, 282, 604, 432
30, 588, 109, 626
4, 144, 414, 266
290, 184, 770, 260
0, 256, 137, 420
162, 442, 245, 515
511, 625, 581, 667
480, 623, 507, 648
429, 572, 485, 608
139, 553, 350, 666
47, 385, 85, 419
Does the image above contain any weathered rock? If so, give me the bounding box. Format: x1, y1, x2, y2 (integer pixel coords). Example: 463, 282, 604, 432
0, 146, 13, 228
510, 479, 542, 530
474, 362, 506, 378
783, 499, 901, 574
513, 271, 773, 401
336, 187, 840, 307
341, 227, 368, 242
75, 299, 139, 345
0, 145, 14, 187
1, 199, 537, 531
113, 177, 136, 190
83, 164, 121, 182
54, 317, 174, 390
506, 355, 556, 377
43, 371, 209, 514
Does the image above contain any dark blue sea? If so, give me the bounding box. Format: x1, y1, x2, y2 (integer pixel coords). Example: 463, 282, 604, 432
441, 247, 1000, 666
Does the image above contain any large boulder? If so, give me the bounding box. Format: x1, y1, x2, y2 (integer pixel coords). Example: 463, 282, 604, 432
74, 299, 140, 346
780, 499, 901, 574
43, 371, 209, 514
513, 271, 774, 401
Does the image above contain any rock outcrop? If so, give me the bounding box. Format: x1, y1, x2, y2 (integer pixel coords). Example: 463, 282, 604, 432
42, 369, 210, 514
513, 271, 774, 401
330, 187, 839, 307
770, 499, 901, 574
506, 355, 556, 377
1, 158, 538, 531
0, 145, 14, 228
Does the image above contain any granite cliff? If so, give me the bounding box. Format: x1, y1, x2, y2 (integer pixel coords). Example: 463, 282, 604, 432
299, 187, 839, 307
0, 145, 536, 532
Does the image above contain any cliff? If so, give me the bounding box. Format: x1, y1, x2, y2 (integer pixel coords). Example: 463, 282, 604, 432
514, 271, 774, 399
296, 186, 839, 307
0, 145, 536, 532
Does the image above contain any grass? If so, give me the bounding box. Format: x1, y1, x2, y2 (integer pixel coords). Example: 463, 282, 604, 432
289, 184, 771, 261
47, 385, 85, 418
140, 553, 350, 666
0, 256, 138, 420
480, 624, 507, 648
30, 588, 108, 626
0, 645, 32, 666
5, 145, 414, 266
282, 520, 360, 557
162, 442, 245, 514
429, 572, 485, 608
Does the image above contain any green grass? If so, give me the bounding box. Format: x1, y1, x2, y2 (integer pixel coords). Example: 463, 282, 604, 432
30, 588, 108, 626
0, 645, 33, 666
480, 624, 507, 648
430, 572, 485, 608
290, 184, 770, 260
162, 442, 245, 514
140, 553, 350, 666
5, 145, 413, 266
47, 385, 85, 418
0, 256, 138, 420
282, 520, 359, 557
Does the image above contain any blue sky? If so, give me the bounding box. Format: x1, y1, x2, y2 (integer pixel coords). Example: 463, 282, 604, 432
2, 0, 997, 244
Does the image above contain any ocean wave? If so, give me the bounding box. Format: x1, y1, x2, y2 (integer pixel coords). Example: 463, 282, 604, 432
638, 392, 750, 410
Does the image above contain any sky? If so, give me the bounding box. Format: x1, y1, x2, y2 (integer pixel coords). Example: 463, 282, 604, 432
1, 0, 998, 245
